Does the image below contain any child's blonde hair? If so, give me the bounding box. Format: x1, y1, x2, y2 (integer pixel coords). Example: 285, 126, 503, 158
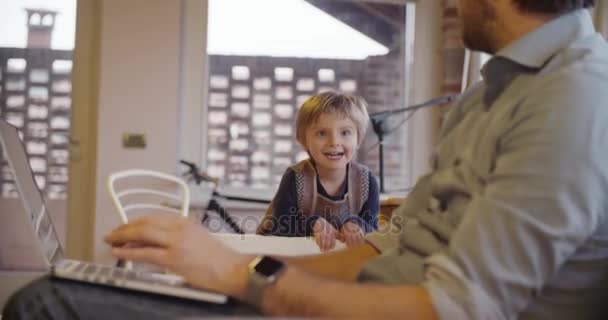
295, 91, 369, 147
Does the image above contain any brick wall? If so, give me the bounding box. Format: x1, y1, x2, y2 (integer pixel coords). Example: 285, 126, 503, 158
0, 48, 73, 200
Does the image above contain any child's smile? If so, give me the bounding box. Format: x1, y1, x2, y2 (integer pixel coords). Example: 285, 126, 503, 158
322, 150, 345, 161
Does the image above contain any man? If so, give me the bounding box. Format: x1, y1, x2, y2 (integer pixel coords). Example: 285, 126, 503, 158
4, 0, 608, 319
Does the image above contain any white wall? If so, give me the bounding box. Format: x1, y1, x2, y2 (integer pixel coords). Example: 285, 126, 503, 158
595, 2, 608, 36
407, 0, 443, 183
178, 0, 209, 167
93, 0, 183, 262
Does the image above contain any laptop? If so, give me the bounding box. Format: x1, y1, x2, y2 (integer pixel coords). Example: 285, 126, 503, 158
0, 119, 228, 304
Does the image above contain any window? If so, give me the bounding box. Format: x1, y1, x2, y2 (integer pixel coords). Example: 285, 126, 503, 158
0, 1, 76, 200
199, 0, 416, 191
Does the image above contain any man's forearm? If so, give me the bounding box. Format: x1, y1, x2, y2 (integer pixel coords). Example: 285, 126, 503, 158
223, 242, 434, 318
283, 242, 379, 281
220, 242, 378, 299
260, 266, 438, 319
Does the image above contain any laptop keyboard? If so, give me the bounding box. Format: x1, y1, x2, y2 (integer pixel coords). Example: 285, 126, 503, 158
54, 259, 185, 286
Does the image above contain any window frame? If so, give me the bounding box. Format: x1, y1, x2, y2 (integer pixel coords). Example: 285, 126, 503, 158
178, 0, 419, 191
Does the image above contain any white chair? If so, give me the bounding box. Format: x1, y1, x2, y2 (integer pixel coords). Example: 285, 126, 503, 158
107, 169, 190, 224
107, 169, 190, 271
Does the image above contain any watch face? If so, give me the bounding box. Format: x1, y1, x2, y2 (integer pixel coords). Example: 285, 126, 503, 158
254, 256, 284, 277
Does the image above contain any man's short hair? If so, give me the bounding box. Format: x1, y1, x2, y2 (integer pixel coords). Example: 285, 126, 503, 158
295, 91, 369, 147
514, 0, 596, 14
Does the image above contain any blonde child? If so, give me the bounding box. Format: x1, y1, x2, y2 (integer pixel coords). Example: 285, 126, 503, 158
257, 91, 379, 252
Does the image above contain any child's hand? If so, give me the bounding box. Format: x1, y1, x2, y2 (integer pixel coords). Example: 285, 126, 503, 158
339, 221, 364, 247
313, 218, 338, 252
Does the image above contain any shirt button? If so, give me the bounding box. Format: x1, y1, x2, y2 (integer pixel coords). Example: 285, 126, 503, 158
428, 197, 440, 213
453, 158, 462, 166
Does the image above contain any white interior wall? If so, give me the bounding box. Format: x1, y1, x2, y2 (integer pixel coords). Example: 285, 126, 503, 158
93, 0, 182, 263
178, 0, 209, 167
407, 0, 443, 183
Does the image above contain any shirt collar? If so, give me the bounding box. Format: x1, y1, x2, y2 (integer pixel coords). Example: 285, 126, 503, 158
496, 9, 596, 69
479, 9, 596, 107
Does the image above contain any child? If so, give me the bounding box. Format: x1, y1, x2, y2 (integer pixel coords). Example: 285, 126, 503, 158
257, 91, 379, 252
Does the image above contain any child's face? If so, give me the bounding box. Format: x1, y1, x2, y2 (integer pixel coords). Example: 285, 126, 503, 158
304, 112, 358, 172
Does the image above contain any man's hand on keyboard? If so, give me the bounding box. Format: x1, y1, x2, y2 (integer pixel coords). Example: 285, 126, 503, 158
104, 215, 251, 298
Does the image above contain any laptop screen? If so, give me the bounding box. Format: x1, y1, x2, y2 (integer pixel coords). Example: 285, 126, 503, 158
0, 120, 64, 267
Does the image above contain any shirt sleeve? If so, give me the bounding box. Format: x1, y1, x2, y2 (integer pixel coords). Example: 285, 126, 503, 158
423, 73, 608, 319
269, 168, 319, 237
363, 173, 432, 253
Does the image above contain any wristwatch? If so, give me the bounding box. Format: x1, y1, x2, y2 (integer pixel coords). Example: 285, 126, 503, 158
245, 255, 286, 307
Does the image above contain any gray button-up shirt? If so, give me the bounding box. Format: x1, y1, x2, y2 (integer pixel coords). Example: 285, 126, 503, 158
360, 10, 608, 320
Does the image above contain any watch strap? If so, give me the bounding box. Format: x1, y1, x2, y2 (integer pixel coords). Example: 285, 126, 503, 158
243, 255, 286, 308
244, 271, 268, 307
